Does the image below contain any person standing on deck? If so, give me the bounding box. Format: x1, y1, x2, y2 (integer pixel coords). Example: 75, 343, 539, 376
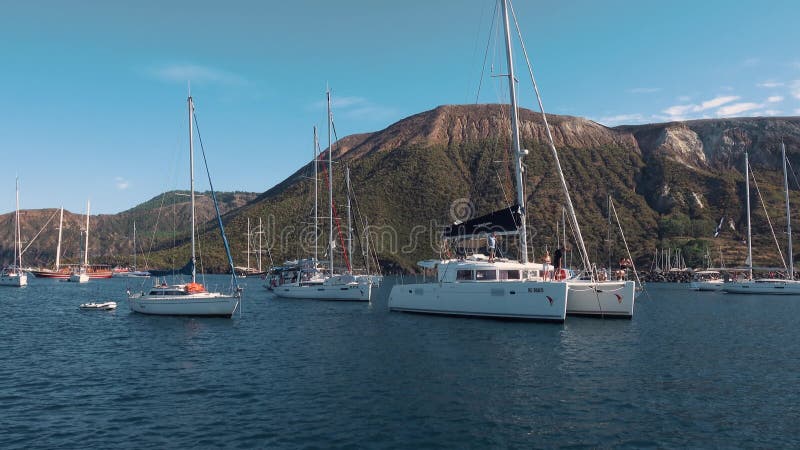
487, 232, 497, 263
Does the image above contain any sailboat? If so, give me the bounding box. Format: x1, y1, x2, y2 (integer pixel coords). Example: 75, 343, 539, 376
723, 144, 800, 295
387, 0, 568, 321
29, 207, 72, 279
127, 91, 241, 317
112, 222, 151, 277
68, 200, 92, 283
1, 178, 28, 287
271, 92, 372, 302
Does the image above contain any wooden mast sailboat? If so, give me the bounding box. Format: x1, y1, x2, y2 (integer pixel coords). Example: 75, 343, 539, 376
127, 90, 241, 317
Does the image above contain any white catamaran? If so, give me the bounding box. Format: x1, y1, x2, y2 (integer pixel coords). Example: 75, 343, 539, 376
128, 91, 242, 317
388, 0, 568, 321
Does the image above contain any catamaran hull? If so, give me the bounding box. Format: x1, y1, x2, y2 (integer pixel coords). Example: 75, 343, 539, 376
565, 280, 636, 318
273, 283, 371, 301
722, 280, 800, 295
388, 281, 567, 322
128, 296, 240, 317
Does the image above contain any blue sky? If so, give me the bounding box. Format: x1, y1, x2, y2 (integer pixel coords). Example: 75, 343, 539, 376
2, 0, 799, 214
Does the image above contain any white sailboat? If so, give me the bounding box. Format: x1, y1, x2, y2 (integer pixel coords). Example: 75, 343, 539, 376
388, 0, 568, 321
68, 200, 91, 283
272, 90, 372, 302
113, 222, 151, 277
128, 91, 242, 317
723, 144, 800, 295
689, 270, 724, 291
1, 178, 28, 287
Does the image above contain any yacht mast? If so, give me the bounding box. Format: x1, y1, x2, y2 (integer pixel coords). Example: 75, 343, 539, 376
14, 178, 21, 269
327, 87, 334, 275
189, 91, 197, 284
133, 221, 137, 269
346, 166, 353, 270
55, 207, 63, 270
83, 200, 90, 267
246, 217, 251, 270
782, 141, 793, 279
745, 152, 752, 280
314, 126, 319, 263
500, 0, 528, 264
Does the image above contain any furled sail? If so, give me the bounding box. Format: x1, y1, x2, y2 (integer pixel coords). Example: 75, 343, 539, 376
442, 204, 522, 241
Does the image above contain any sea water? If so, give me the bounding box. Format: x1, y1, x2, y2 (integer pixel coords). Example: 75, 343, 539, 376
0, 277, 797, 448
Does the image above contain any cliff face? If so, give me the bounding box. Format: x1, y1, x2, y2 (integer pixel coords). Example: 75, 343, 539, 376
4, 106, 800, 272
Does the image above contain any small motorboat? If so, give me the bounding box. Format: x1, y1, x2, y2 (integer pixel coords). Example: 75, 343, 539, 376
79, 301, 117, 310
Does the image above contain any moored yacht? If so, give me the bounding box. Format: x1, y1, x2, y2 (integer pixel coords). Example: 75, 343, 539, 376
690, 270, 724, 291
1, 178, 28, 287
389, 1, 568, 321
128, 91, 241, 317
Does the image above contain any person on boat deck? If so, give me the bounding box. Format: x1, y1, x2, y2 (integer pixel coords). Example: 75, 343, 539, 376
487, 232, 497, 263
553, 246, 563, 280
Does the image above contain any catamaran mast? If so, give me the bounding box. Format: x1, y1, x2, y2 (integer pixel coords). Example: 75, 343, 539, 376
189, 91, 197, 284
782, 141, 793, 279
314, 126, 319, 263
745, 151, 753, 280
346, 166, 353, 270
55, 207, 63, 270
507, 0, 592, 274
327, 87, 334, 275
500, 0, 528, 264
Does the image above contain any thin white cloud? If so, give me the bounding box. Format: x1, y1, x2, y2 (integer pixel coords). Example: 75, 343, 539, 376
764, 110, 782, 116
757, 81, 784, 88
767, 95, 783, 103
595, 113, 645, 126
663, 95, 740, 119
309, 95, 398, 123
700, 96, 740, 109
627, 87, 661, 94
115, 177, 130, 190
146, 63, 247, 86
717, 102, 763, 116
677, 95, 692, 102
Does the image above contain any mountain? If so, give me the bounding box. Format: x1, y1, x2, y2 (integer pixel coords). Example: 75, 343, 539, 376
4, 106, 800, 274
212, 106, 800, 273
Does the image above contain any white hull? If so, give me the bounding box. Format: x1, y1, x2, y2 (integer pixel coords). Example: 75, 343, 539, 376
565, 280, 636, 318
69, 273, 89, 283
690, 280, 724, 291
273, 282, 371, 301
0, 273, 27, 287
388, 281, 567, 322
128, 293, 240, 317
112, 271, 151, 278
722, 279, 800, 295
80, 302, 117, 310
